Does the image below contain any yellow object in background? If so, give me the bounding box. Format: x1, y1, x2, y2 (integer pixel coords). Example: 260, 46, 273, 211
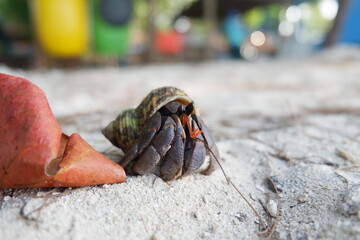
32, 0, 88, 58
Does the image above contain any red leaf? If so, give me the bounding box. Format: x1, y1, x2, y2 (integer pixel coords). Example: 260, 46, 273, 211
0, 73, 125, 188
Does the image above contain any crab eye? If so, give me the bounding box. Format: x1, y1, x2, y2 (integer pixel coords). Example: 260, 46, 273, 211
185, 102, 194, 115
177, 105, 186, 116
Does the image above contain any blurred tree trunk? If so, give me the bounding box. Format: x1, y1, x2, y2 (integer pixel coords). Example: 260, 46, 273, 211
203, 0, 217, 59
146, 0, 157, 62
324, 0, 350, 47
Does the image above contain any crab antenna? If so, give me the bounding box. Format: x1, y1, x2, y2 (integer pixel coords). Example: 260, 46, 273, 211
196, 137, 268, 234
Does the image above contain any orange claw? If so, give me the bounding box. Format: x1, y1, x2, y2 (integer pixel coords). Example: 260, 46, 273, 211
180, 114, 202, 139
0, 73, 126, 188
190, 128, 202, 138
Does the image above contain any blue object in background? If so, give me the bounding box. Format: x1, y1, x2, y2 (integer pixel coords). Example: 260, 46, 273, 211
224, 10, 247, 47
223, 10, 247, 58
339, 0, 360, 44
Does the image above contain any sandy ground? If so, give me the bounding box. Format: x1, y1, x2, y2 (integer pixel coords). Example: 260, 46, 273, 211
1, 47, 360, 239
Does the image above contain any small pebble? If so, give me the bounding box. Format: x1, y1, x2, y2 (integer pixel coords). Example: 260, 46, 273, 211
267, 200, 278, 217
234, 213, 247, 222
210, 224, 219, 233
193, 211, 202, 220
297, 194, 309, 203
151, 232, 165, 240
152, 177, 165, 188
314, 222, 320, 230
201, 232, 211, 238
37, 192, 46, 197
3, 196, 11, 201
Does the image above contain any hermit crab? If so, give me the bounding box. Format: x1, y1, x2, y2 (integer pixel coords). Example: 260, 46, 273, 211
103, 87, 220, 181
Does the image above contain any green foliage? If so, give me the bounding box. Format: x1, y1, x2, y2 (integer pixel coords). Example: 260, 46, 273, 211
132, 0, 197, 29
0, 0, 31, 38
243, 7, 265, 29
302, 1, 333, 32
0, 0, 30, 24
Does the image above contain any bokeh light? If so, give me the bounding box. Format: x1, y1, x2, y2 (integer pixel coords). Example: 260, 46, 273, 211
250, 31, 266, 47
174, 17, 191, 34
319, 0, 338, 20
241, 45, 259, 61
278, 21, 294, 37
286, 5, 302, 23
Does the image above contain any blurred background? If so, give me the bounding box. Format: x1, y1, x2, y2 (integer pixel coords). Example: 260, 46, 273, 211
0, 0, 358, 68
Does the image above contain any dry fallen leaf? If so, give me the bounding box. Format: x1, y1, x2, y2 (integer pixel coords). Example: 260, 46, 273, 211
0, 73, 126, 188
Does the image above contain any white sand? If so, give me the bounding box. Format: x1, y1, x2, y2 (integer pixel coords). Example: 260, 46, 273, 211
1, 48, 360, 239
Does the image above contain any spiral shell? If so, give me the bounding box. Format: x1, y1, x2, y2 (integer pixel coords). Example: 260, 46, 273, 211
102, 87, 199, 152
